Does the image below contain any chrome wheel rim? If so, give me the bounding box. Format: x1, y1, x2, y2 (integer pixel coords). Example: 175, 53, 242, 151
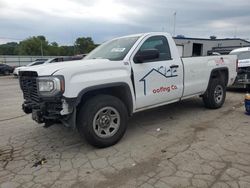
93, 107, 120, 138
214, 85, 223, 104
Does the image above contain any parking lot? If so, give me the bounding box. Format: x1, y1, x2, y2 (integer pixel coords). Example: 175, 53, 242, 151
0, 76, 250, 188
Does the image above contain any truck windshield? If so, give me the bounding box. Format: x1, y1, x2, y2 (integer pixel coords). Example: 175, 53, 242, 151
85, 36, 139, 61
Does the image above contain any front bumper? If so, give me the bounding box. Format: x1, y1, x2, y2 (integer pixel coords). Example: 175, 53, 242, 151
19, 71, 76, 127
22, 98, 64, 124
231, 72, 250, 88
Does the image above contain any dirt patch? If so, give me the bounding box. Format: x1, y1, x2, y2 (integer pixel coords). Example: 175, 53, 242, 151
157, 132, 169, 138
72, 157, 161, 188
220, 102, 244, 116
190, 121, 214, 133
190, 102, 244, 133
97, 157, 160, 188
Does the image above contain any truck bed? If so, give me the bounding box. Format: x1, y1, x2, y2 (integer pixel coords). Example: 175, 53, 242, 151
181, 55, 237, 97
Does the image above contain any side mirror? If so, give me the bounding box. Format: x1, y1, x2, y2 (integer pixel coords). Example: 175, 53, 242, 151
134, 49, 159, 63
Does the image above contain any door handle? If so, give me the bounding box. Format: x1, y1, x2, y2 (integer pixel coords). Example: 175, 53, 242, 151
170, 65, 179, 69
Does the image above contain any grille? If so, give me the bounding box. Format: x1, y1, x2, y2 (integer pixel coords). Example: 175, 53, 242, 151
237, 74, 247, 80
19, 72, 39, 103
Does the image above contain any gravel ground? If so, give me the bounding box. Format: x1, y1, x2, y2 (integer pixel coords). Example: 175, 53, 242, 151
0, 76, 250, 188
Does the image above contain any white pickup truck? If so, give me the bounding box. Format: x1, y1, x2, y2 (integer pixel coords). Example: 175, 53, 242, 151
19, 32, 237, 147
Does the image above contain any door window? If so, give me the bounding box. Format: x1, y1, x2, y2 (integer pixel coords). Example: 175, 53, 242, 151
137, 36, 171, 63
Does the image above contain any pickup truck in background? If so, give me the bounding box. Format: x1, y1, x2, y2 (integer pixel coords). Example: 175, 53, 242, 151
230, 47, 250, 90
18, 32, 237, 147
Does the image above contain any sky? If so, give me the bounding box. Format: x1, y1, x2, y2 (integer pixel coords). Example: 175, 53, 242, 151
0, 0, 250, 45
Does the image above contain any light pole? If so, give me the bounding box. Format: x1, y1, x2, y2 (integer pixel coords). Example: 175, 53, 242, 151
173, 11, 177, 37
74, 42, 76, 55
40, 40, 43, 56
234, 27, 237, 38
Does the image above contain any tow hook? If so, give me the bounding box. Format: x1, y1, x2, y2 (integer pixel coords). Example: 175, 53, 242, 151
32, 110, 44, 124
22, 103, 32, 114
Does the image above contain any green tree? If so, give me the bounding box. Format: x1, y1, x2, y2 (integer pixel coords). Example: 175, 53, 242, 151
18, 36, 49, 56
75, 37, 96, 54
47, 42, 60, 56
0, 35, 97, 56
51, 42, 58, 47
58, 46, 74, 56
0, 42, 18, 55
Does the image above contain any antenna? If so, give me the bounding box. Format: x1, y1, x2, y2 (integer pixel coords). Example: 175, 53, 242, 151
234, 27, 237, 38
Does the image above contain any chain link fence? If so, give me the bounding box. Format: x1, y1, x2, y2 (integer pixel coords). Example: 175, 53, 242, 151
0, 55, 66, 67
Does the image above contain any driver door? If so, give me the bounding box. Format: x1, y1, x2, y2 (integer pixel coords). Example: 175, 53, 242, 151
130, 35, 183, 109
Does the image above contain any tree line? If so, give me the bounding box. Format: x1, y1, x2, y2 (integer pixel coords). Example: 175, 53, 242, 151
0, 36, 98, 56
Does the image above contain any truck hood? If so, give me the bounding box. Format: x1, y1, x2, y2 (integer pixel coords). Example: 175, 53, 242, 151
21, 59, 117, 76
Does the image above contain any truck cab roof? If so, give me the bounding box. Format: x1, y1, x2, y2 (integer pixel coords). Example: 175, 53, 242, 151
113, 32, 172, 40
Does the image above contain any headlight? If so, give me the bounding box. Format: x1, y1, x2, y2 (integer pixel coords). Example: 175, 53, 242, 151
37, 76, 64, 96
38, 80, 54, 92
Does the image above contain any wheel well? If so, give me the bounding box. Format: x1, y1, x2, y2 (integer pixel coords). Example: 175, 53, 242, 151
77, 85, 133, 116
210, 68, 229, 86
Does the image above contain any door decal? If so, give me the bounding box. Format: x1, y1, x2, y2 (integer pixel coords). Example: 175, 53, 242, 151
139, 66, 178, 96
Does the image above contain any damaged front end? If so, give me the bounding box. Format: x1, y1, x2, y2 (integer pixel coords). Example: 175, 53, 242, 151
232, 67, 250, 89
19, 71, 75, 128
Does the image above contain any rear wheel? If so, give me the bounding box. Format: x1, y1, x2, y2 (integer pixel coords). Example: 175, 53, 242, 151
77, 95, 128, 148
203, 79, 226, 109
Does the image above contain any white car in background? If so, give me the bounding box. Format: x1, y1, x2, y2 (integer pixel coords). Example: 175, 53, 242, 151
13, 58, 69, 76
230, 47, 250, 89
13, 59, 48, 76
14, 57, 86, 76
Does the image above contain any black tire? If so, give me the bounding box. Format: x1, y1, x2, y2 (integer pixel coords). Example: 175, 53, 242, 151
77, 95, 128, 148
4, 70, 10, 75
203, 79, 226, 109
246, 84, 250, 92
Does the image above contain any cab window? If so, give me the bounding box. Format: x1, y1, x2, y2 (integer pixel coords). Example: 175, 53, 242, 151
138, 35, 171, 63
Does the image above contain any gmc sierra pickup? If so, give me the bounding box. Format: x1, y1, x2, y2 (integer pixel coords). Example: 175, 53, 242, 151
19, 32, 237, 147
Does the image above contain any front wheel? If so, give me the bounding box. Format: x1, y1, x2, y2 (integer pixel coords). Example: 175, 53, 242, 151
77, 95, 128, 148
203, 79, 226, 109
